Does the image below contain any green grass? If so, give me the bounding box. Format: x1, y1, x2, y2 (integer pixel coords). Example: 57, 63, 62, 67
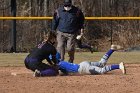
74, 52, 140, 64
0, 52, 140, 66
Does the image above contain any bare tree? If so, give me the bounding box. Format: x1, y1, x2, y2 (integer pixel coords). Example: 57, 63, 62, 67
0, 0, 139, 52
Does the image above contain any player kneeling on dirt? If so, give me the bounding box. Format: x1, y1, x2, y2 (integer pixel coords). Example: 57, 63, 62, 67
24, 31, 59, 77
58, 45, 126, 75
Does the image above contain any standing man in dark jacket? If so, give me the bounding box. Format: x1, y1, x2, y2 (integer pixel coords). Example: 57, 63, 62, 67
52, 0, 85, 63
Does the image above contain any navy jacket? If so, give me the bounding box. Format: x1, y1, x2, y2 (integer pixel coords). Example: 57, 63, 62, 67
52, 6, 85, 33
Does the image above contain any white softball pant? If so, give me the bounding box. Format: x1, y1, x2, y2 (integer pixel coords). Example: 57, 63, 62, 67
78, 61, 112, 75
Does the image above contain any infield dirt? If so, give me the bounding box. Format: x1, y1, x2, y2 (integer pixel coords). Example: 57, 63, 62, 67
0, 64, 140, 93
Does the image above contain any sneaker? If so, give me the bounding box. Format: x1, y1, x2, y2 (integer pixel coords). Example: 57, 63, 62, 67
119, 62, 126, 74
33, 69, 41, 77
89, 46, 94, 53
111, 45, 123, 50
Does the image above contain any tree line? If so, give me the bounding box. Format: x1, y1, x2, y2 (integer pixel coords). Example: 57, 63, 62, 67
0, 0, 140, 52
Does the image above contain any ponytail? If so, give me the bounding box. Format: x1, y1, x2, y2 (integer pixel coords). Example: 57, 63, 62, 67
44, 31, 56, 42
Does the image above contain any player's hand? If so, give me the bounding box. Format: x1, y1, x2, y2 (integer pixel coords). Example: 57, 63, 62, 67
76, 35, 82, 40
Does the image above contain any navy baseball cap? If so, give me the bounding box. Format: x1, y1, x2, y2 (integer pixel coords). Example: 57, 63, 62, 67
64, 0, 72, 6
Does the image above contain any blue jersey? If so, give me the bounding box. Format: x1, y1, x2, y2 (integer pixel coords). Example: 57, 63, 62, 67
49, 52, 61, 62
58, 61, 79, 73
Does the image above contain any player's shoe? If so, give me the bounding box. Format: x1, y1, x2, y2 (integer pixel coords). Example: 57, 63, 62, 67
111, 45, 123, 50
89, 46, 94, 53
33, 69, 41, 77
119, 62, 126, 74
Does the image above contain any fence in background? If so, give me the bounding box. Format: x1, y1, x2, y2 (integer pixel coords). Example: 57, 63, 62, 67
0, 17, 140, 52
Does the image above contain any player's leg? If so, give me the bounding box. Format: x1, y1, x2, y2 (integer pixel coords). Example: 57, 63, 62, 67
57, 31, 66, 61
97, 45, 123, 67
67, 33, 76, 63
25, 57, 58, 77
89, 62, 126, 74
39, 68, 58, 76
89, 49, 115, 67
34, 68, 58, 77
34, 63, 58, 77
24, 57, 40, 71
24, 56, 30, 69
78, 61, 91, 74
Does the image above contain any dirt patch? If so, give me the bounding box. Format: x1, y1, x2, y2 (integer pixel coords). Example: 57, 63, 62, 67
0, 64, 140, 93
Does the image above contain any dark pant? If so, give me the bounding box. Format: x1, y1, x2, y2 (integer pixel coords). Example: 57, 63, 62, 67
24, 57, 58, 76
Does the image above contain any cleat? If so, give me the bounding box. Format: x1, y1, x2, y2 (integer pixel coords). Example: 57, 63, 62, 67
33, 69, 41, 77
119, 62, 126, 74
111, 45, 123, 50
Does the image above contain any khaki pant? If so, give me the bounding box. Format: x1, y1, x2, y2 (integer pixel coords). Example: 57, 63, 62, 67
57, 31, 77, 63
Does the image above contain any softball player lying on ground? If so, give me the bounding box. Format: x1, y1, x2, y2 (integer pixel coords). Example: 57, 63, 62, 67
34, 45, 126, 77
58, 45, 126, 75
24, 32, 59, 77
